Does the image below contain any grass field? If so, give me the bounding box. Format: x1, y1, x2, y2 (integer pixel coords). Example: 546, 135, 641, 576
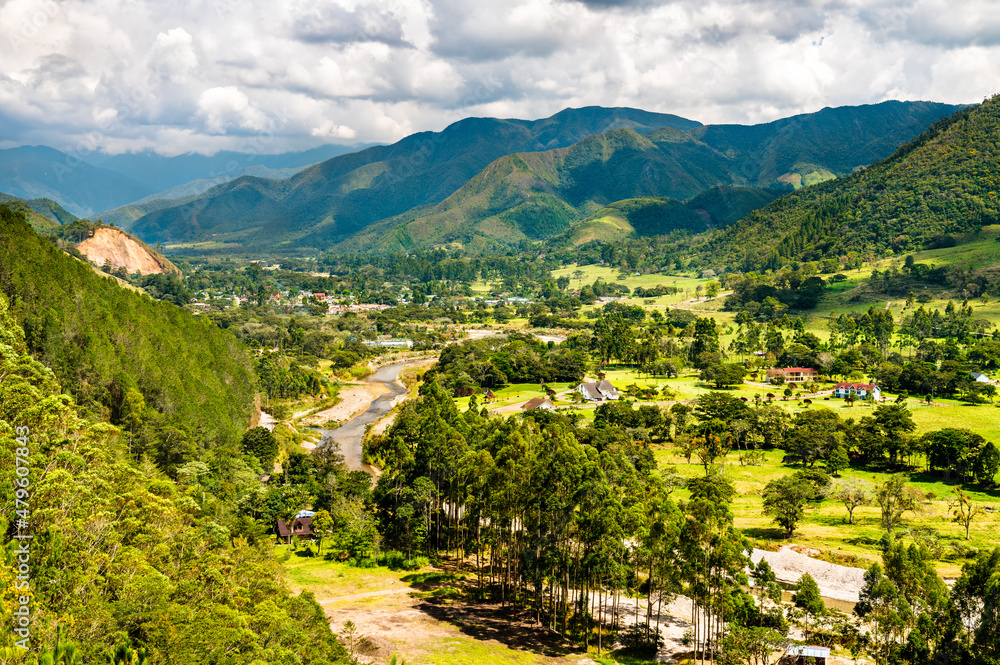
655, 443, 1000, 578
474, 369, 1000, 436
281, 547, 597, 665
537, 228, 1000, 355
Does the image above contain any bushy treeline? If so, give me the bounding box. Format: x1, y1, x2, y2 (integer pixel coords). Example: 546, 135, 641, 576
724, 269, 828, 315
321, 249, 555, 287
0, 293, 349, 662
430, 334, 588, 391
358, 381, 1000, 663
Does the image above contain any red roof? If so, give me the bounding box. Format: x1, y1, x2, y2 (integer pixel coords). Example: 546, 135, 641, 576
834, 382, 877, 390
276, 516, 313, 538
767, 367, 817, 375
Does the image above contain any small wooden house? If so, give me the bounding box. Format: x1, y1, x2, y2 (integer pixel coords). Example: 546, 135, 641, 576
276, 516, 314, 544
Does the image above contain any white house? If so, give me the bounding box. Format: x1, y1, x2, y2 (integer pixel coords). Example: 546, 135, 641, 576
576, 380, 620, 401
971, 372, 990, 383
786, 645, 830, 665
522, 397, 555, 411
833, 382, 880, 400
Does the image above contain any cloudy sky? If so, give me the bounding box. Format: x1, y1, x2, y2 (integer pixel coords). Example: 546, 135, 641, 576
1, 0, 998, 156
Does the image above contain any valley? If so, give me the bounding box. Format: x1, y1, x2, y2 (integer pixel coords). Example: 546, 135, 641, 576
4, 95, 1000, 665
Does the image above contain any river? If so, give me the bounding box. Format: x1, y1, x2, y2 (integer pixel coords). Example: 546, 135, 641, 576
316, 359, 427, 473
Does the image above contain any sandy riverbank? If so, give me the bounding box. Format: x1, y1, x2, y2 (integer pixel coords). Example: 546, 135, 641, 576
298, 383, 391, 426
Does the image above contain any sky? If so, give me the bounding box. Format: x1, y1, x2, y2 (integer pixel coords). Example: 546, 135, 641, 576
1, 0, 999, 156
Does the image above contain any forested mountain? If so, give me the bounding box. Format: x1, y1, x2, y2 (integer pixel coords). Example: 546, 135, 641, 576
130, 101, 956, 253
340, 101, 960, 252
129, 107, 701, 247
91, 163, 316, 229
0, 146, 153, 217
0, 205, 255, 462
0, 288, 348, 662
551, 187, 787, 246
704, 95, 1000, 271
0, 192, 77, 233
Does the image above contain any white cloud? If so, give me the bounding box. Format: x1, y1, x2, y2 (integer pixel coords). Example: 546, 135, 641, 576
196, 86, 267, 133
311, 120, 357, 139
148, 27, 198, 83
0, 0, 998, 155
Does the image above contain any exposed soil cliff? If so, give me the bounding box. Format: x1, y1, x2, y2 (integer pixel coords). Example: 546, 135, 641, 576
77, 226, 177, 275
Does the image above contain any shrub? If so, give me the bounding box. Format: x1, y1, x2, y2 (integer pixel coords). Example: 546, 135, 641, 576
618, 623, 665, 655
378, 550, 429, 571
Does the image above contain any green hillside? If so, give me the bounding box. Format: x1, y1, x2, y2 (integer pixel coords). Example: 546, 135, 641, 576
0, 286, 347, 662
0, 205, 255, 457
131, 107, 699, 249
91, 196, 188, 229
0, 191, 77, 233
549, 187, 786, 247
705, 95, 1000, 271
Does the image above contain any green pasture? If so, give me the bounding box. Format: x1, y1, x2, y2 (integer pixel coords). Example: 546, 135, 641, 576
654, 447, 1000, 578
551, 264, 707, 302
279, 546, 406, 598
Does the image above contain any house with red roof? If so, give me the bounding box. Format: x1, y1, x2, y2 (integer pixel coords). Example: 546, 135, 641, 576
276, 515, 314, 544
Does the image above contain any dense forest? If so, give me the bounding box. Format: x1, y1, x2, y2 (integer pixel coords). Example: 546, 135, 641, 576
0, 290, 349, 661
0, 206, 256, 474
336, 379, 1000, 664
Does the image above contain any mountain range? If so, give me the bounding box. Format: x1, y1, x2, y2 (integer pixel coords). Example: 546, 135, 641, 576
704, 94, 1000, 271
1, 100, 969, 256
126, 101, 962, 253
127, 107, 702, 247
0, 143, 365, 218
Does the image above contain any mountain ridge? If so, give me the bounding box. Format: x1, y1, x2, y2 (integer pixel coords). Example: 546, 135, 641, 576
0, 191, 78, 232
336, 100, 962, 253
701, 95, 1000, 271
129, 106, 703, 247
0, 145, 153, 216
